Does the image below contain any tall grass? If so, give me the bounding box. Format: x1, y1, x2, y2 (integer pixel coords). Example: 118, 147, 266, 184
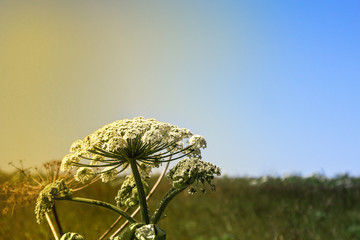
1, 172, 360, 240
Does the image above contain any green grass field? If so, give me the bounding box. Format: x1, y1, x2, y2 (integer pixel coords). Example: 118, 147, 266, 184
1, 172, 360, 240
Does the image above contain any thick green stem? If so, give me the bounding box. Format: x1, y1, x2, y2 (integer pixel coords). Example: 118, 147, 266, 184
55, 196, 136, 223
150, 186, 186, 224
129, 159, 150, 224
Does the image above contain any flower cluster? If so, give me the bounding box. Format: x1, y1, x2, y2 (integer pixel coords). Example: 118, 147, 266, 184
167, 158, 221, 194
35, 180, 72, 223
100, 166, 119, 183
115, 174, 149, 207
61, 117, 207, 181
74, 167, 94, 183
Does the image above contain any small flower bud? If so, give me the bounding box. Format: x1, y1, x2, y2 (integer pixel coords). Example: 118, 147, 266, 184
60, 232, 84, 240
115, 175, 149, 207
134, 224, 166, 240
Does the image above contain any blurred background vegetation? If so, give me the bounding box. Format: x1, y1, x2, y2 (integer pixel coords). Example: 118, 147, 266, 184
1, 170, 360, 240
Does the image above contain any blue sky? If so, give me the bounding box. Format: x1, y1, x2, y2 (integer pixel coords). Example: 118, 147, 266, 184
211, 1, 360, 176
0, 1, 359, 176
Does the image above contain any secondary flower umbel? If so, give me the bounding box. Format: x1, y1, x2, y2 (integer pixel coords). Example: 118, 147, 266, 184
35, 180, 72, 223
167, 158, 221, 194
61, 117, 207, 181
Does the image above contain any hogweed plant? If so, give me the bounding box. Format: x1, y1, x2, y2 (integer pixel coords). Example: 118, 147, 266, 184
35, 117, 221, 240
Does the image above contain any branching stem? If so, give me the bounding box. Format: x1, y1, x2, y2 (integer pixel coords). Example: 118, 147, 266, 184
55, 196, 136, 224
150, 186, 187, 224
106, 162, 170, 240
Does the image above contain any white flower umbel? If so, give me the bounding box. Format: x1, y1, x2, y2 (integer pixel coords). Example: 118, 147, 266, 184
61, 117, 206, 177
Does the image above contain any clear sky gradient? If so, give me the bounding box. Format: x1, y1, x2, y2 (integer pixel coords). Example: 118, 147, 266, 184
0, 1, 359, 176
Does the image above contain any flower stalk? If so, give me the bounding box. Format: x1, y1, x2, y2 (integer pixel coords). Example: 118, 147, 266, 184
45, 212, 60, 240
52, 204, 63, 236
